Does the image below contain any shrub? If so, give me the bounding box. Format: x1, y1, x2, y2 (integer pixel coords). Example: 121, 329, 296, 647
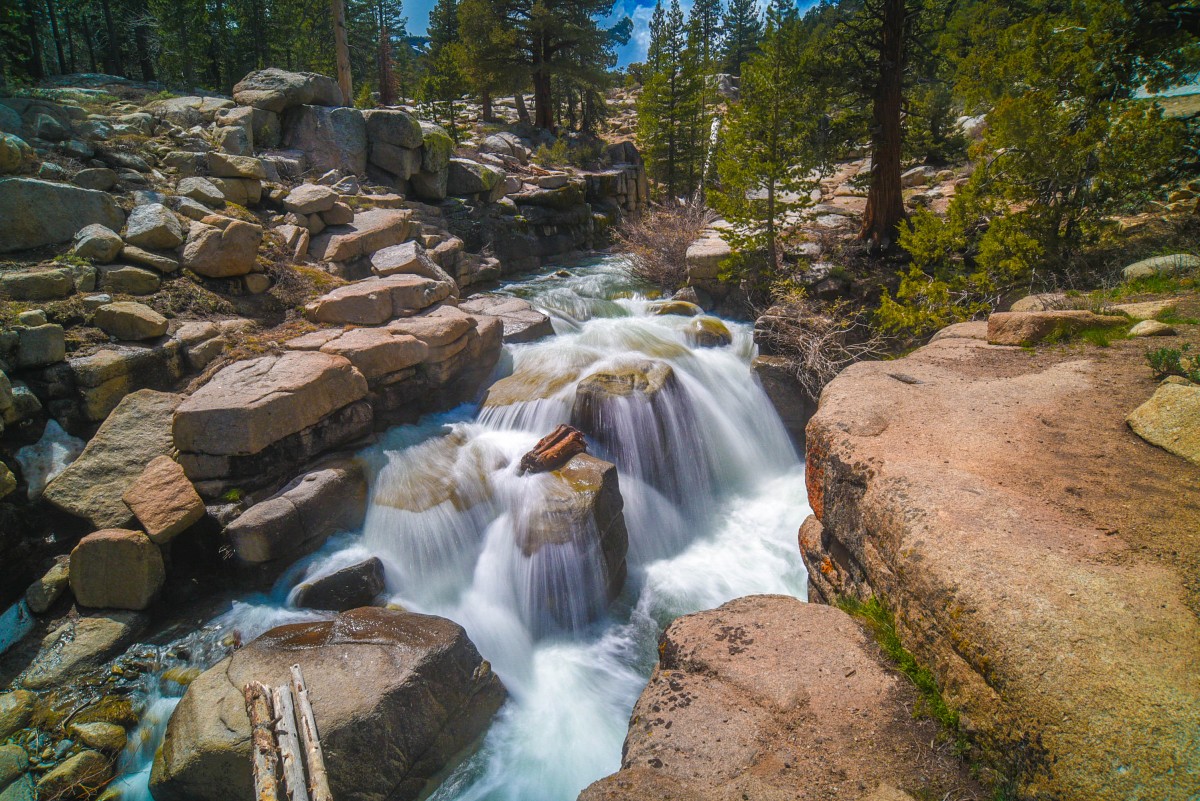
1147, 343, 1200, 383
614, 199, 715, 290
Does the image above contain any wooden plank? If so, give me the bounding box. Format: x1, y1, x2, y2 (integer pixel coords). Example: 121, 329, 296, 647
290, 664, 333, 801
243, 682, 281, 801
272, 683, 311, 801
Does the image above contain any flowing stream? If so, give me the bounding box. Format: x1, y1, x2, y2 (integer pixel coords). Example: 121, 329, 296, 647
111, 254, 811, 801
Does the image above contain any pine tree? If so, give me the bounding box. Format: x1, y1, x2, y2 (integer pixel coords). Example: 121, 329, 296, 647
686, 0, 722, 71
720, 0, 760, 76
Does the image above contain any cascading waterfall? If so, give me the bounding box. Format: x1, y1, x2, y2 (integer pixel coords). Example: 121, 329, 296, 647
110, 254, 811, 801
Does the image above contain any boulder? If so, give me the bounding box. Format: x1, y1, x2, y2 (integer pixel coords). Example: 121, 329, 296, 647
146, 96, 233, 127
458, 294, 553, 343
122, 456, 206, 543
206, 152, 266, 180
173, 352, 367, 457
685, 230, 731, 282
0, 133, 33, 174
181, 220, 262, 278
176, 177, 225, 207
481, 132, 527, 163
986, 310, 1127, 346
16, 324, 65, 367
151, 609, 506, 801
232, 69, 344, 113
0, 178, 125, 253
282, 105, 367, 175
21, 611, 147, 690
123, 203, 185, 250
579, 597, 979, 801
363, 108, 423, 149
751, 355, 813, 443
68, 722, 127, 753
419, 122, 453, 173
368, 141, 422, 180
69, 529, 165, 610
223, 461, 368, 564
294, 327, 428, 382
99, 264, 161, 295
25, 558, 70, 614
572, 360, 676, 436
308, 208, 412, 263
370, 241, 456, 285
0, 744, 28, 789
72, 167, 118, 191
0, 691, 35, 740
93, 301, 168, 341
650, 300, 703, 317
410, 168, 448, 201
446, 158, 505, 201
121, 245, 181, 274
207, 177, 262, 206
43, 390, 181, 529
305, 274, 451, 325
685, 316, 732, 348
0, 268, 75, 301
282, 183, 338, 214
73, 224, 124, 263
1127, 378, 1200, 466
1122, 253, 1200, 281
36, 751, 112, 801
322, 201, 354, 226
1129, 319, 1175, 337
293, 557, 385, 611
513, 453, 628, 631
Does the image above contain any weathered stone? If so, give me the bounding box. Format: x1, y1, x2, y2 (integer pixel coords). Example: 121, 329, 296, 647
580, 597, 979, 801
17, 324, 65, 367
206, 177, 261, 206
68, 722, 127, 753
1123, 253, 1200, 281
650, 300, 703, 317
303, 328, 428, 381
0, 133, 33, 174
305, 274, 450, 325
410, 168, 448, 201
0, 773, 34, 801
282, 183, 337, 214
93, 302, 168, 341
685, 230, 731, 282
123, 203, 184, 250
232, 69, 343, 113
176, 177, 225, 207
0, 268, 74, 300
685, 316, 732, 348
0, 178, 125, 253
73, 224, 124, 263
21, 611, 147, 690
68, 342, 186, 422
174, 352, 368, 457
1129, 319, 1175, 337
321, 201, 354, 226
368, 141, 422, 180
1127, 379, 1200, 465
0, 744, 28, 790
25, 558, 70, 614
69, 528, 165, 610
387, 311, 474, 349
206, 152, 266, 180
120, 245, 180, 274
43, 390, 181, 528
282, 105, 367, 175
986, 311, 1127, 346
446, 158, 505, 201
363, 109, 424, 149
181, 220, 262, 278
0, 463, 15, 500
150, 607, 505, 801
458, 294, 552, 343
72, 167, 117, 191
308, 208, 412, 263
99, 264, 160, 295
37, 751, 113, 800
121, 456, 206, 543
0, 691, 35, 740
293, 557, 385, 611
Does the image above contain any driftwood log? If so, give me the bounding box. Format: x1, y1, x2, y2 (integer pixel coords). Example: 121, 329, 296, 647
518, 424, 587, 475
271, 685, 310, 801
244, 682, 281, 801
290, 665, 333, 801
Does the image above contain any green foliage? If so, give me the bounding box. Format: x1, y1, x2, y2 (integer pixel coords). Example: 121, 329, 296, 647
837, 595, 966, 751
1147, 344, 1200, 383
720, 0, 761, 76
533, 138, 602, 169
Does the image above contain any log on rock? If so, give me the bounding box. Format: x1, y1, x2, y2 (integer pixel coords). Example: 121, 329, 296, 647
519, 424, 587, 475
289, 664, 332, 801
271, 684, 309, 801
243, 682, 280, 801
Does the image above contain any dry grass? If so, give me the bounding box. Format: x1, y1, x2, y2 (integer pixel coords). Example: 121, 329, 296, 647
614, 199, 715, 290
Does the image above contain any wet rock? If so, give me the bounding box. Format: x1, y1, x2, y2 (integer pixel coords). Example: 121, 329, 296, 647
518, 424, 587, 474
223, 460, 368, 564
458, 294, 552, 343
304, 274, 450, 325
572, 360, 675, 436
99, 265, 160, 295
180, 220, 262, 278
36, 750, 112, 800
233, 69, 343, 113
122, 456, 206, 544
22, 611, 147, 690
282, 183, 337, 214
685, 316, 732, 348
69, 529, 165, 610
123, 203, 184, 250
282, 105, 366, 175
173, 352, 367, 458
308, 208, 413, 263
0, 178, 125, 253
0, 691, 35, 740
751, 355, 813, 444
580, 597, 979, 801
93, 302, 168, 341
293, 557, 385, 611
73, 225, 124, 263
150, 607, 506, 801
67, 723, 127, 754
986, 310, 1127, 346
0, 744, 28, 789
649, 300, 702, 317
0, 463, 14, 500
1123, 253, 1200, 281
44, 390, 181, 529
25, 558, 70, 614
1127, 378, 1200, 466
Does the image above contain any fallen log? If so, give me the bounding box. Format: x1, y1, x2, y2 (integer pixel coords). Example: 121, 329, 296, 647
243, 682, 280, 801
271, 684, 310, 801
290, 664, 333, 801
518, 424, 587, 475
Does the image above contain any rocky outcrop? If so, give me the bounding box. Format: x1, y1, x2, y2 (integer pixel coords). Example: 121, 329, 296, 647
308, 208, 413, 264
232, 69, 343, 113
282, 105, 367, 175
580, 596, 978, 801
800, 329, 1200, 799
149, 607, 507, 801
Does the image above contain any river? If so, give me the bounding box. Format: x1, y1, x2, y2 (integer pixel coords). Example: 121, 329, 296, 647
110, 253, 811, 801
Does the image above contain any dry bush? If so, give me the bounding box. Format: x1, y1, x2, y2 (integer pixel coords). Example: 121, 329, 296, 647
614, 199, 716, 290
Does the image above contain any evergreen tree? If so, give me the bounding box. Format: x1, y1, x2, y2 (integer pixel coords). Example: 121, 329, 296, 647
421, 0, 466, 135
719, 0, 760, 76
646, 0, 666, 74
686, 0, 722, 71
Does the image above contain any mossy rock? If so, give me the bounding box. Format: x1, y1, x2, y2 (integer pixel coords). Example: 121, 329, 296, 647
686, 316, 732, 348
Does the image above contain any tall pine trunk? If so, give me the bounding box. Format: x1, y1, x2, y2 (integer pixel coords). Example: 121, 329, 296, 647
45, 0, 66, 74
331, 0, 353, 105
860, 0, 907, 249
515, 92, 531, 125
532, 34, 554, 130
81, 11, 98, 72
99, 0, 121, 75
481, 89, 494, 122
23, 0, 45, 79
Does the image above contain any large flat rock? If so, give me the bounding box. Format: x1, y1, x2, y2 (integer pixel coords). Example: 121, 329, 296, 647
801, 331, 1200, 799
305, 274, 452, 325
173, 351, 368, 457
580, 596, 978, 801
309, 208, 414, 263
0, 178, 125, 253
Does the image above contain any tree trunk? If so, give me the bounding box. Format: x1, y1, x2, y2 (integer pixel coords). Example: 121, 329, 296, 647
134, 18, 154, 81
243, 683, 281, 801
378, 25, 396, 105
271, 685, 310, 801
859, 0, 907, 250
331, 0, 353, 105
45, 0, 66, 74
515, 92, 530, 125
99, 0, 122, 75
22, 0, 45, 80
81, 11, 97, 72
481, 88, 494, 122
289, 665, 333, 801
532, 33, 554, 131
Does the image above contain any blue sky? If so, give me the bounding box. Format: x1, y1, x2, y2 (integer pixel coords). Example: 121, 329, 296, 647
405, 0, 817, 67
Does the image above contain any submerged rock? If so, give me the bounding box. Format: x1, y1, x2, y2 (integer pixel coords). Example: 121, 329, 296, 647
149, 607, 506, 801
21, 611, 147, 690
294, 557, 386, 611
